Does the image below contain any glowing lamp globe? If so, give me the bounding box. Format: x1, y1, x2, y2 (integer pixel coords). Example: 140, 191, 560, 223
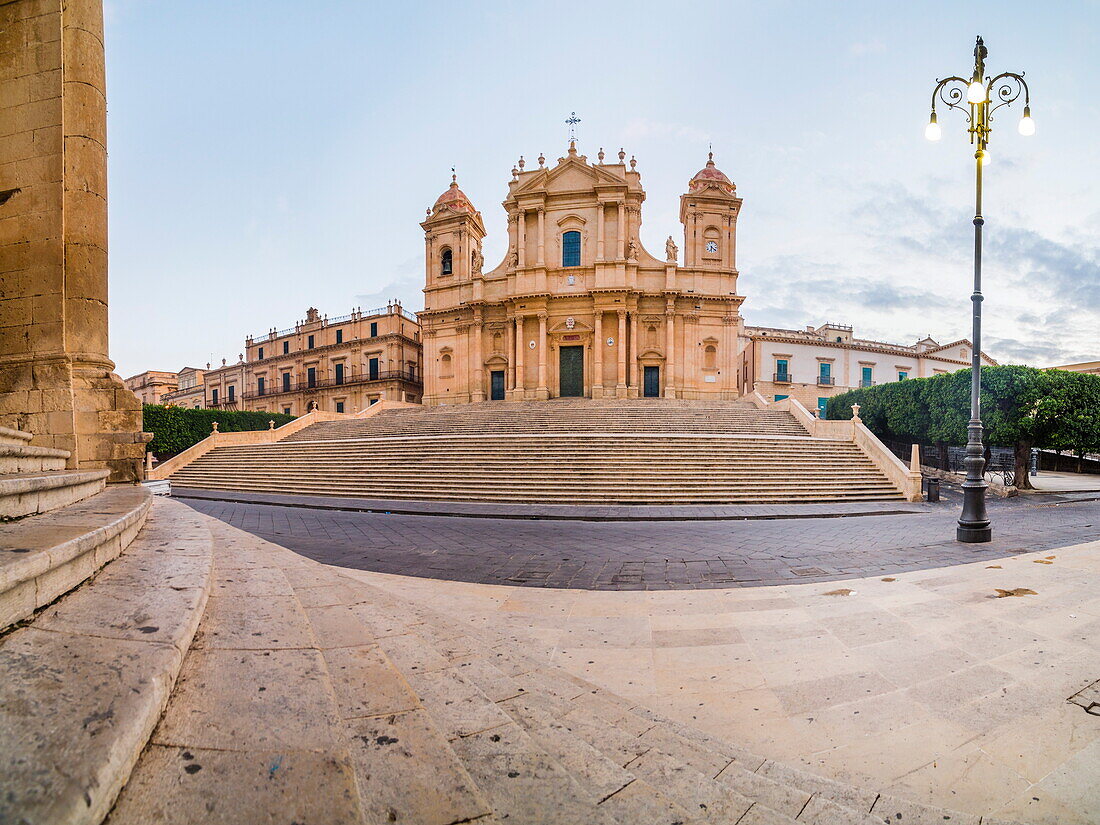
967, 80, 987, 104
1018, 106, 1035, 136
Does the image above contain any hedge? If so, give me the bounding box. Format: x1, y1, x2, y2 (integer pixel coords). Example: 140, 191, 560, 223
143, 405, 296, 458
826, 366, 1100, 489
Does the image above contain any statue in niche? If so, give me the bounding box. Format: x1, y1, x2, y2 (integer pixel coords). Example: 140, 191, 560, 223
472, 247, 483, 273
665, 235, 678, 262
509, 249, 519, 268
627, 238, 638, 260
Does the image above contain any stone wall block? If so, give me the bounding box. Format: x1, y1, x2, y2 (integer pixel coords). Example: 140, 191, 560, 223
60, 77, 105, 146
10, 95, 63, 134
60, 24, 104, 90
0, 209, 62, 248
64, 242, 107, 302
27, 316, 64, 352
62, 0, 105, 42
0, 0, 57, 25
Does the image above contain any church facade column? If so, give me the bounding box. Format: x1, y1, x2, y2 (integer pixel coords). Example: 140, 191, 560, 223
616, 202, 626, 259
596, 203, 605, 260
536, 207, 545, 267
471, 310, 484, 402
514, 315, 525, 399
664, 302, 677, 398
628, 310, 639, 394
592, 311, 604, 397
517, 209, 526, 268
505, 314, 514, 391
616, 309, 627, 396
536, 312, 549, 400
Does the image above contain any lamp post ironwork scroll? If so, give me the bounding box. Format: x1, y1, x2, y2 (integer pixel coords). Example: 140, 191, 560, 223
926, 36, 1033, 543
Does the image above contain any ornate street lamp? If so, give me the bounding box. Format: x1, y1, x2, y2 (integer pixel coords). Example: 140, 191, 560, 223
926, 36, 1033, 543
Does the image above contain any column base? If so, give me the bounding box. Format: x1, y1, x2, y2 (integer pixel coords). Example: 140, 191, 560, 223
472, 392, 486, 403
535, 387, 549, 401
663, 388, 676, 399
615, 384, 627, 398
956, 524, 992, 543
592, 384, 604, 399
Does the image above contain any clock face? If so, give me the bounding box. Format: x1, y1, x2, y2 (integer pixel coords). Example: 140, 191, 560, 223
706, 240, 719, 253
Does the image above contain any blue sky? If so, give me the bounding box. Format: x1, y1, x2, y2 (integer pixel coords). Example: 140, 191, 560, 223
104, 1, 1100, 378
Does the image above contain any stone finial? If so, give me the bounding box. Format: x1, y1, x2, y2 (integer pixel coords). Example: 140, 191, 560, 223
629, 155, 637, 170
518, 155, 525, 170
851, 403, 861, 422
269, 420, 275, 430
618, 148, 626, 161
598, 147, 605, 163
911, 444, 921, 473
144, 451, 154, 472
221, 358, 226, 366
426, 207, 431, 217
538, 153, 545, 168
238, 353, 243, 363
211, 421, 219, 433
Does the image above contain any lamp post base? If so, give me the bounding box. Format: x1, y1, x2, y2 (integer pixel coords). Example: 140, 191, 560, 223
956, 524, 993, 543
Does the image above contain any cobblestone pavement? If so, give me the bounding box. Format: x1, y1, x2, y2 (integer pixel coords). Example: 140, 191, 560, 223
182, 493, 1100, 590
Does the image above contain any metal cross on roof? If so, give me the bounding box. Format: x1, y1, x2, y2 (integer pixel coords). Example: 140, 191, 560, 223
566, 112, 581, 142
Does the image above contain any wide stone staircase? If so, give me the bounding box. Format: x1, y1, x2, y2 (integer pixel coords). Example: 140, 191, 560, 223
168, 401, 906, 504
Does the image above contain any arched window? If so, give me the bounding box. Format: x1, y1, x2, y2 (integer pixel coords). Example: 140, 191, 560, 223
562, 231, 581, 267
440, 353, 453, 378
441, 248, 453, 276
704, 345, 717, 370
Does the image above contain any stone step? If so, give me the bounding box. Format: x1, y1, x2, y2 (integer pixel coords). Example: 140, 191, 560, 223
0, 425, 34, 446
0, 498, 213, 825
0, 469, 109, 520
0, 441, 70, 473
0, 485, 153, 630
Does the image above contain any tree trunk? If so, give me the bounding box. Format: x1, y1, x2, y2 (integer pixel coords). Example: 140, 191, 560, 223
1015, 440, 1034, 490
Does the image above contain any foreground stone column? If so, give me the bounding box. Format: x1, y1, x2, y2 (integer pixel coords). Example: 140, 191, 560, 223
616, 310, 627, 396
592, 311, 604, 397
0, 0, 146, 482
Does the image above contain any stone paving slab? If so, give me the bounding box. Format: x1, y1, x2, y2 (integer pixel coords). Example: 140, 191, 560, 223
183, 493, 1100, 590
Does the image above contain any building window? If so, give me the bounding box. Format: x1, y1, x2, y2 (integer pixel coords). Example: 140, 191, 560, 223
775, 359, 789, 382
335, 401, 345, 413
283, 340, 289, 355
562, 230, 581, 267
335, 363, 344, 385
441, 248, 453, 275
258, 347, 264, 360
211, 388, 218, 404
861, 366, 874, 388
307, 335, 315, 349
283, 406, 291, 415
307, 367, 316, 388
369, 397, 379, 405
369, 357, 379, 380
370, 322, 377, 338
336, 329, 343, 344
257, 376, 265, 396
898, 371, 908, 381
282, 372, 291, 392
228, 385, 235, 402
817, 397, 828, 417
775, 394, 789, 401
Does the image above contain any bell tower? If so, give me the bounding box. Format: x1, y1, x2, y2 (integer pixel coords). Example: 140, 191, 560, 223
679, 152, 742, 275
421, 174, 486, 294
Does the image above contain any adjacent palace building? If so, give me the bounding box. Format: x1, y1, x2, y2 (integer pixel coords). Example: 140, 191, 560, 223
156, 303, 422, 415
132, 140, 1002, 415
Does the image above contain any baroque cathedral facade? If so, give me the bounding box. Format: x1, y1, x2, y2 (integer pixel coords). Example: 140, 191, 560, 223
418, 142, 745, 405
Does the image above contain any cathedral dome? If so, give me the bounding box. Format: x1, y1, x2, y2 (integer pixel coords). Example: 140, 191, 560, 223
433, 174, 477, 214
688, 152, 735, 194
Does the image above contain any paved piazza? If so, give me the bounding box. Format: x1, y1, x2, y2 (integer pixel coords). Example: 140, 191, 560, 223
181, 490, 1100, 590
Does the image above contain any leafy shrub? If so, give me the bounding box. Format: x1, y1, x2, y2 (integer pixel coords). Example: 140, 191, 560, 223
143, 405, 296, 458
826, 366, 1100, 489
